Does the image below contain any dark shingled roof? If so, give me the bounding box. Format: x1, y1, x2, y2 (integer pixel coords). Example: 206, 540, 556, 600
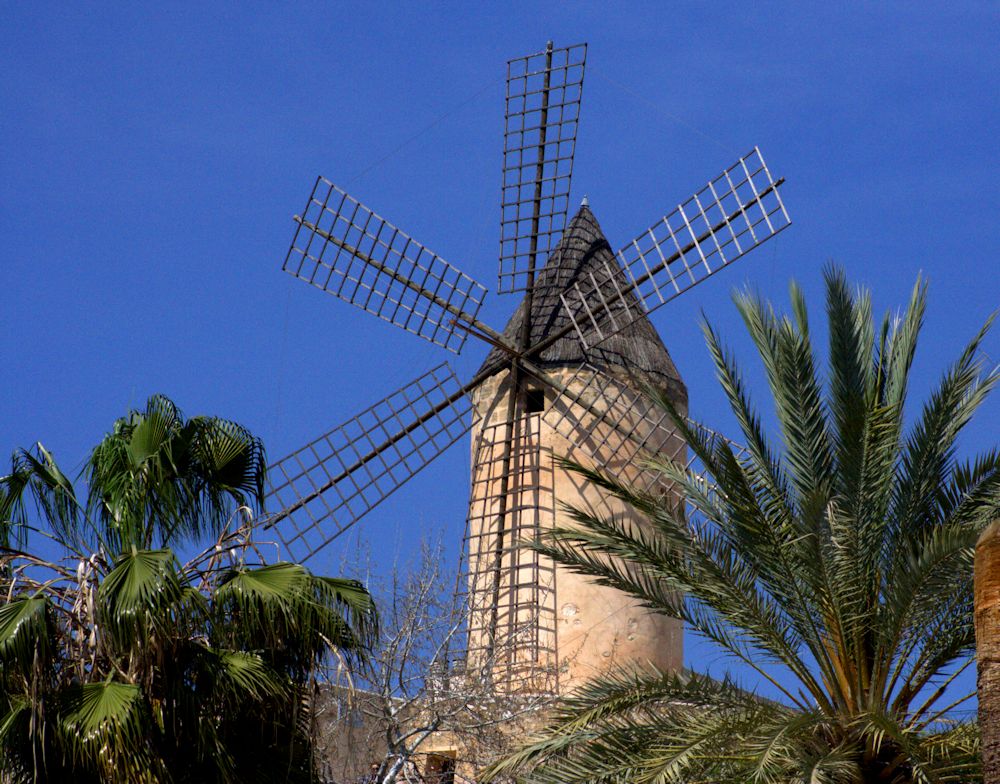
477, 205, 685, 400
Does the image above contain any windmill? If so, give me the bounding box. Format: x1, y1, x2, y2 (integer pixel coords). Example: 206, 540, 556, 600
264, 41, 789, 693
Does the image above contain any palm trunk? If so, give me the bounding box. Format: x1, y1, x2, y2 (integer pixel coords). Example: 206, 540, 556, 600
975, 521, 1000, 783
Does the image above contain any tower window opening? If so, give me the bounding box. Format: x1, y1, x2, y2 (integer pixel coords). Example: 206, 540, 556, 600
525, 387, 546, 413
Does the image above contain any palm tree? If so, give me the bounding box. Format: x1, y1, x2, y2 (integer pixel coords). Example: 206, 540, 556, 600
484, 267, 999, 784
975, 522, 1000, 783
0, 395, 376, 783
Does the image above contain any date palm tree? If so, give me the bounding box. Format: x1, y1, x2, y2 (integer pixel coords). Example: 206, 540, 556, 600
485, 267, 999, 784
0, 395, 376, 783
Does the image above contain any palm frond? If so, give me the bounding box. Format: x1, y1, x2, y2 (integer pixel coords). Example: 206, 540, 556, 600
311, 574, 378, 648
214, 563, 375, 667
0, 453, 32, 550
890, 315, 998, 547
96, 547, 194, 652
17, 442, 82, 546
494, 266, 992, 784
0, 594, 52, 671
0, 697, 34, 784
188, 415, 266, 509
84, 394, 268, 551
1, 394, 355, 782
58, 680, 163, 782
205, 647, 289, 701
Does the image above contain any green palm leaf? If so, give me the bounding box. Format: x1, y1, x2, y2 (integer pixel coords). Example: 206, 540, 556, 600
214, 563, 375, 664
489, 265, 995, 784
61, 680, 144, 744
0, 394, 371, 781
15, 442, 82, 546
188, 416, 266, 506
84, 394, 267, 551
0, 594, 51, 669
0, 453, 32, 550
97, 547, 194, 652
212, 649, 287, 698
57, 680, 164, 782
0, 696, 34, 784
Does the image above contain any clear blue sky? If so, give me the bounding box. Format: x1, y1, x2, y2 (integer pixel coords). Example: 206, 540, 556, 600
3, 3, 999, 698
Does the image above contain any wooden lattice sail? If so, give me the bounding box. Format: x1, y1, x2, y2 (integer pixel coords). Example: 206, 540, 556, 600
263, 40, 789, 695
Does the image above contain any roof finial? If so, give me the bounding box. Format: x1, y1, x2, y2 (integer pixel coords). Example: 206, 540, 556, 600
581, 194, 589, 208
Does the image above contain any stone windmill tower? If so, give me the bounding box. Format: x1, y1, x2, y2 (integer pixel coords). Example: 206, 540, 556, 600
464, 203, 687, 692
263, 41, 789, 696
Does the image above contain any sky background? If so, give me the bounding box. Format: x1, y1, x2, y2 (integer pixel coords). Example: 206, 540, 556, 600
3, 3, 999, 704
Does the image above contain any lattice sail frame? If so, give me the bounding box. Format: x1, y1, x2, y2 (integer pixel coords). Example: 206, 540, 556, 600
456, 364, 749, 694
268, 44, 785, 575
265, 364, 472, 564
459, 415, 558, 693
541, 364, 748, 501
499, 42, 587, 293
284, 178, 489, 354
560, 147, 791, 347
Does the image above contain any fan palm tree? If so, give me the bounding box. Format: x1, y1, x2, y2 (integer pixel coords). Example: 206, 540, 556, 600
0, 395, 376, 783
484, 267, 999, 784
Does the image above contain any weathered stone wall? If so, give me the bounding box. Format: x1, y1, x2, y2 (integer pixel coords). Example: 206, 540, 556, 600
466, 365, 684, 693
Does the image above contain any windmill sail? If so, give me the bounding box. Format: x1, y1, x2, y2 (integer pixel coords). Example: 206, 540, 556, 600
264, 364, 472, 564
459, 416, 558, 693
559, 147, 790, 348
284, 178, 489, 354
499, 42, 587, 293
540, 363, 748, 499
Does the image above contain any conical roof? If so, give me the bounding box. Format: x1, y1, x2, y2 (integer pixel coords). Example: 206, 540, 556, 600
478, 205, 685, 400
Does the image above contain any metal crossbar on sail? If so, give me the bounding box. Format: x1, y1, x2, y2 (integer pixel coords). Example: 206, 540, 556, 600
284, 178, 489, 354
264, 364, 472, 564
499, 42, 587, 294
559, 147, 790, 348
